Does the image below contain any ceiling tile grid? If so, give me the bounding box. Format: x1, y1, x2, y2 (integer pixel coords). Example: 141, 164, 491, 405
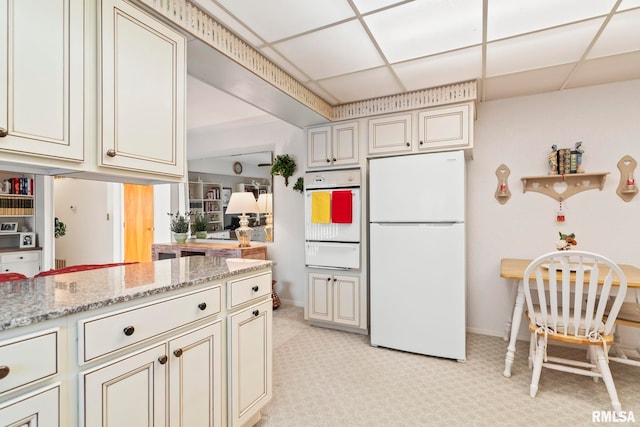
190, 0, 640, 127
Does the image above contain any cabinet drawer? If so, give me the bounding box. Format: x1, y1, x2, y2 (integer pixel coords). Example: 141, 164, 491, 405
80, 285, 221, 363
0, 329, 58, 395
228, 272, 272, 309
0, 252, 40, 263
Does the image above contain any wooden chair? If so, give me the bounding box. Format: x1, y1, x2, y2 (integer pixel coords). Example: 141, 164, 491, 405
523, 250, 627, 414
608, 290, 640, 367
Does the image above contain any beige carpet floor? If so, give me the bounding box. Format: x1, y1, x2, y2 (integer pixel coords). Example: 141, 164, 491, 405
255, 305, 640, 427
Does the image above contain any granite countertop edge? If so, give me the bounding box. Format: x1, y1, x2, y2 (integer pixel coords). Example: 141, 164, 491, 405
1, 257, 273, 332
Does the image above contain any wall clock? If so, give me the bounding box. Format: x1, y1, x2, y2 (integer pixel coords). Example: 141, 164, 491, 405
233, 161, 243, 174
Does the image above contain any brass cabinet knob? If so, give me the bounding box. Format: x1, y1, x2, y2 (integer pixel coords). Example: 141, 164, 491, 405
173, 348, 183, 357
157, 355, 168, 365
0, 128, 7, 137
123, 326, 135, 336
106, 149, 117, 157
0, 365, 9, 380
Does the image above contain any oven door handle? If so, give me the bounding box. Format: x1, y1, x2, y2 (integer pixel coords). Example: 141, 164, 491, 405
305, 265, 352, 271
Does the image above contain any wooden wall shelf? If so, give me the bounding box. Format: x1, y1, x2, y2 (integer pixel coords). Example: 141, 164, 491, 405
520, 172, 609, 201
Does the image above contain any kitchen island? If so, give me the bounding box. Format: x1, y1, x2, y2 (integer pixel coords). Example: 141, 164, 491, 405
0, 256, 273, 427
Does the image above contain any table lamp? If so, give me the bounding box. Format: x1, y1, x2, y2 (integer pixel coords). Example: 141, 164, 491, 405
225, 192, 259, 247
257, 193, 273, 242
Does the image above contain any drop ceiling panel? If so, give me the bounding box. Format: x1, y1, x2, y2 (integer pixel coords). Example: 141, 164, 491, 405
318, 67, 403, 103
191, 0, 263, 46
351, 0, 410, 14
588, 9, 640, 58
214, 0, 354, 42
393, 46, 482, 91
486, 19, 604, 77
364, 0, 482, 63
273, 20, 385, 80
486, 0, 615, 41
260, 46, 310, 82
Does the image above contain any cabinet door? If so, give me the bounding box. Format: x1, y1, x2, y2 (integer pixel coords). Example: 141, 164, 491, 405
0, 0, 83, 160
333, 275, 360, 327
0, 251, 40, 277
83, 344, 167, 427
332, 122, 359, 166
168, 322, 223, 427
368, 113, 412, 155
418, 102, 473, 151
307, 273, 332, 322
100, 0, 186, 177
0, 384, 59, 427
307, 126, 332, 168
229, 300, 272, 427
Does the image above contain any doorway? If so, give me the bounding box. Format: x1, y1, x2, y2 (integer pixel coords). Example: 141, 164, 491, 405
124, 184, 154, 262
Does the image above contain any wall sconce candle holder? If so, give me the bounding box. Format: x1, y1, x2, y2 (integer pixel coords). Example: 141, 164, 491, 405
494, 164, 511, 204
616, 155, 638, 202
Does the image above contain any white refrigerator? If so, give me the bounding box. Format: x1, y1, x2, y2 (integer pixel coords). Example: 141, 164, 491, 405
369, 151, 466, 361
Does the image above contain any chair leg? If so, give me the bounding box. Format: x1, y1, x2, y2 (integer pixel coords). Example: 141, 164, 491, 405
593, 346, 622, 415
528, 331, 535, 369
530, 334, 545, 398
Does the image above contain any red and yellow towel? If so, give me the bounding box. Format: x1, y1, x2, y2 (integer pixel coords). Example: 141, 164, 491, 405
311, 191, 352, 224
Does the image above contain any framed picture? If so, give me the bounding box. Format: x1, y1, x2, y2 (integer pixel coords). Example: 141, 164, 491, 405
222, 188, 232, 207
19, 232, 35, 248
0, 222, 18, 232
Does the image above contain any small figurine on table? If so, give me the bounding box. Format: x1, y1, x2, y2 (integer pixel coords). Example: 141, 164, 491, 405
548, 144, 559, 175
574, 141, 584, 173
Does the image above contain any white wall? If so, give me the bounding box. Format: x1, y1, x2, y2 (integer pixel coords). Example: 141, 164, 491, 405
468, 79, 640, 339
54, 178, 115, 265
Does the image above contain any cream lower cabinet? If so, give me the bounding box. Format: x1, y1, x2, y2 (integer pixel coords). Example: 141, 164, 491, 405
227, 272, 273, 427
308, 273, 360, 327
0, 384, 60, 427
0, 0, 84, 161
83, 321, 222, 427
99, 0, 186, 177
0, 250, 41, 277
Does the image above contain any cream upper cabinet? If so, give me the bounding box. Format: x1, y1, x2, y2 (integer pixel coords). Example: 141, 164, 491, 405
99, 0, 186, 177
417, 102, 474, 152
0, 0, 84, 161
307, 122, 359, 168
368, 113, 412, 155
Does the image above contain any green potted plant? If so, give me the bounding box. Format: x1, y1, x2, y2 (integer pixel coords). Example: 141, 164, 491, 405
270, 154, 296, 186
54, 217, 66, 238
293, 176, 304, 193
192, 213, 208, 239
168, 211, 190, 243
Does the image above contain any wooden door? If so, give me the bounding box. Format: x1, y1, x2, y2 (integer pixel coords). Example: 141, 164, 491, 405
124, 184, 154, 262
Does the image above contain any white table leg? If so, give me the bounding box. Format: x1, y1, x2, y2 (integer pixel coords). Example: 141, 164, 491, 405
503, 280, 525, 378
504, 278, 519, 341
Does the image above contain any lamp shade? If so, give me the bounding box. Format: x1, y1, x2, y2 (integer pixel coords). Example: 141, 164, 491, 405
257, 193, 273, 213
225, 192, 259, 214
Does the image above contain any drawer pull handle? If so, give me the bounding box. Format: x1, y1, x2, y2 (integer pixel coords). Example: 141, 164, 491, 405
157, 355, 168, 365
0, 366, 9, 380
173, 348, 183, 358
123, 326, 135, 336
252, 286, 259, 292
198, 302, 207, 310
106, 149, 117, 157
0, 127, 7, 137
252, 310, 259, 316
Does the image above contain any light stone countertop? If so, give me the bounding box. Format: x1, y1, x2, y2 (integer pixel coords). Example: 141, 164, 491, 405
0, 256, 273, 331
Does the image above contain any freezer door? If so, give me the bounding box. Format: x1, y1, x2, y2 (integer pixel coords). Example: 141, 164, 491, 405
369, 151, 465, 223
369, 222, 466, 360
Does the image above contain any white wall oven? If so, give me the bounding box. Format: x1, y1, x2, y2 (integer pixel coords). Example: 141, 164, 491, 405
304, 168, 361, 270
